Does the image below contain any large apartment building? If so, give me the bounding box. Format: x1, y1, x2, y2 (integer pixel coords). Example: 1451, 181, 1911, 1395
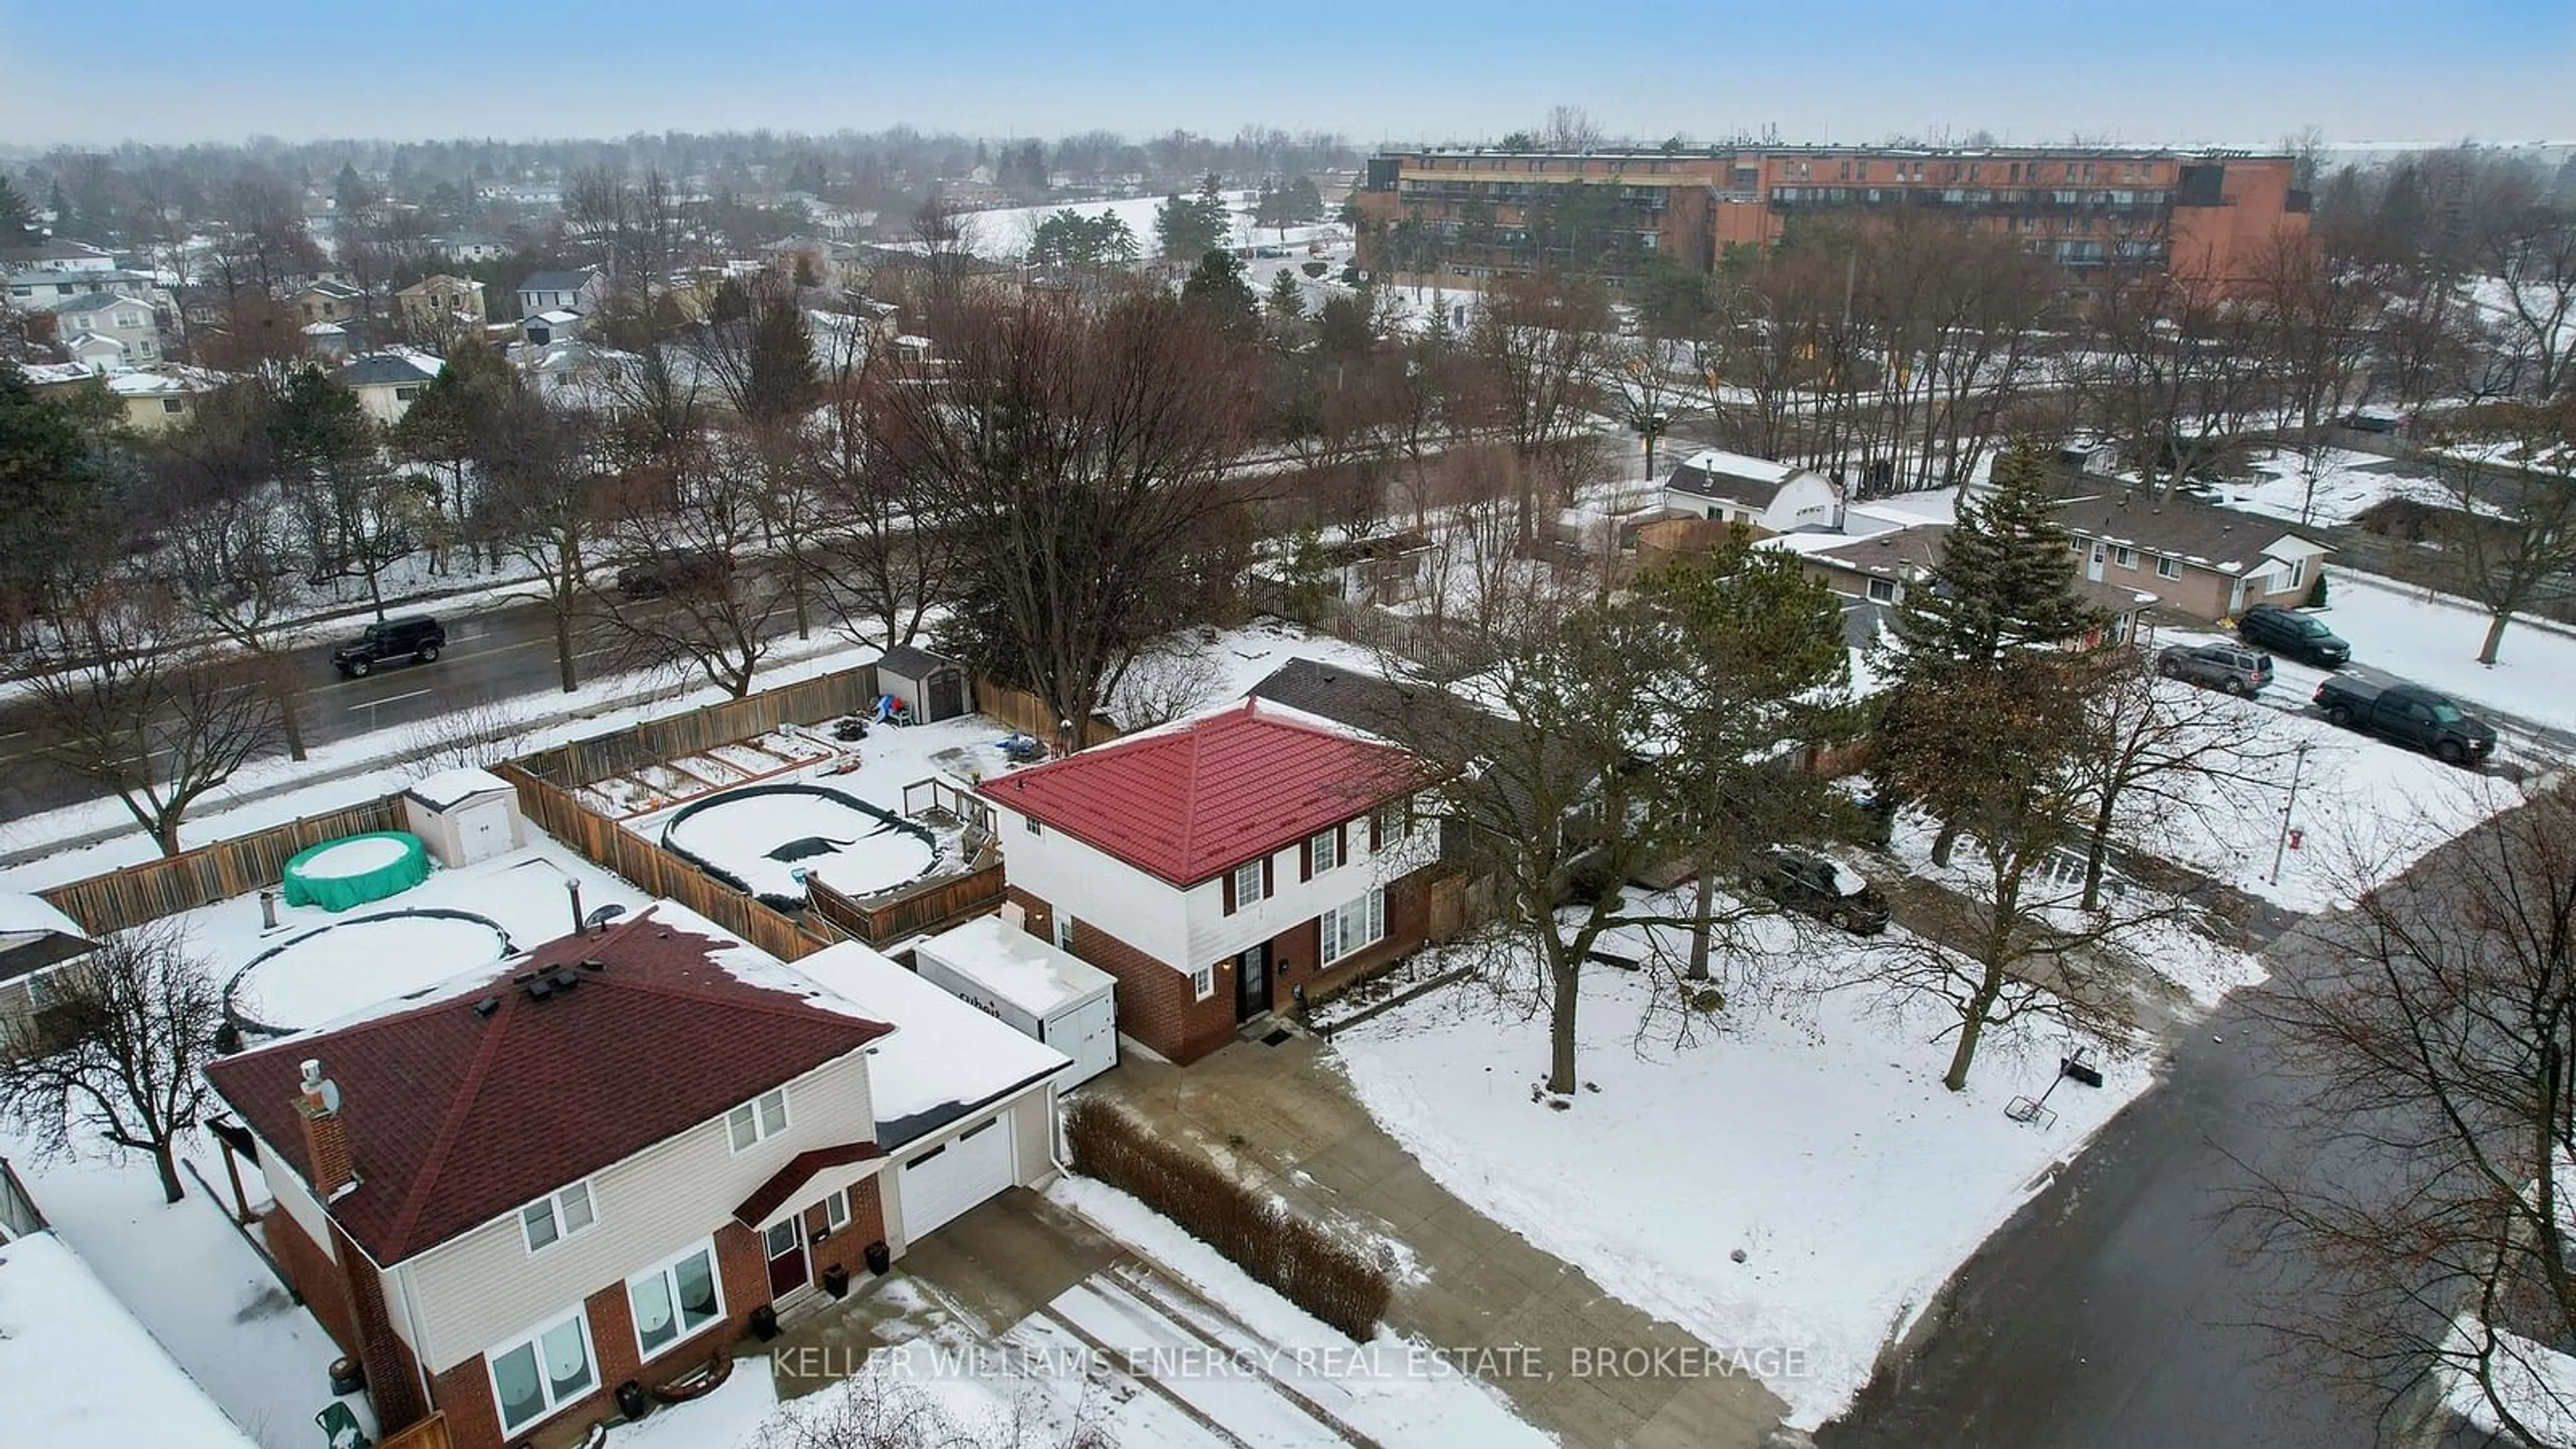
1353, 145, 2309, 287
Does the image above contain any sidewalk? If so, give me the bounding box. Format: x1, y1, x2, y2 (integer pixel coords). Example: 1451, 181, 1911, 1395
0, 636, 873, 881
1085, 1031, 1790, 1449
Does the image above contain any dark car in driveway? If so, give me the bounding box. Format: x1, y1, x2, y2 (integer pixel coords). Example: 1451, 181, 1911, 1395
2314, 676, 2497, 766
2235, 602, 2351, 667
331, 615, 446, 678
1756, 847, 1891, 935
2156, 642, 2273, 696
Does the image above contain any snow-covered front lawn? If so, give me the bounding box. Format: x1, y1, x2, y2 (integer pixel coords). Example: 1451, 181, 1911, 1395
2309, 572, 2576, 733
1332, 908, 2210, 1428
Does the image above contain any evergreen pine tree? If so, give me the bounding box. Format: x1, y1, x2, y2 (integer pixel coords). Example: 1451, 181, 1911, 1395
1181, 250, 1258, 339
0, 176, 36, 247
1265, 268, 1305, 324
1887, 442, 2100, 667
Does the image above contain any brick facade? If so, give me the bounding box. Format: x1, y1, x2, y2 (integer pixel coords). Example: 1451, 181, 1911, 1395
1009, 886, 1236, 1063
260, 1205, 431, 1434
799, 1174, 888, 1289
1271, 864, 1434, 1014
260, 1204, 354, 1354
425, 1222, 772, 1449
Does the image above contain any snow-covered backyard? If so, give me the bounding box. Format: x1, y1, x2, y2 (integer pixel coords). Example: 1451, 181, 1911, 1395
1331, 904, 2222, 1429
2201, 447, 2444, 528
2305, 572, 2576, 732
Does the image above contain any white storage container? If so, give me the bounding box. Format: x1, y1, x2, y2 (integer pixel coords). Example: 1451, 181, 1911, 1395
914, 914, 1118, 1087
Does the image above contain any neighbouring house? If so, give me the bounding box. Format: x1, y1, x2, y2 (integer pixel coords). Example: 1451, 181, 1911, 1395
515, 268, 606, 325
394, 274, 489, 332
48, 290, 160, 365
515, 338, 643, 411
975, 698, 1439, 1063
2053, 486, 2330, 623
8, 268, 161, 307
1663, 448, 1845, 536
1798, 523, 2157, 645
0, 236, 116, 273
0, 1231, 265, 1446
333, 350, 443, 425
101, 365, 230, 433
285, 279, 366, 325
0, 894, 91, 1041
439, 233, 508, 264
202, 902, 1066, 1449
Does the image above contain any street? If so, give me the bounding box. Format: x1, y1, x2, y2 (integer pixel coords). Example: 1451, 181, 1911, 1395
0, 592, 817, 822
1816, 849, 2488, 1449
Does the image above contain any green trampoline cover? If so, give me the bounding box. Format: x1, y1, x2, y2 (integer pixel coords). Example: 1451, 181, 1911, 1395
281, 832, 431, 912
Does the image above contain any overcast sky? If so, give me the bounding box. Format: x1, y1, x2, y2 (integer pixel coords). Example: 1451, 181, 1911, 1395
1, 0, 2569, 149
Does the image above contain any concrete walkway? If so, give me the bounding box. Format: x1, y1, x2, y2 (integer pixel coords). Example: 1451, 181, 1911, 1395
1087, 1029, 1790, 1448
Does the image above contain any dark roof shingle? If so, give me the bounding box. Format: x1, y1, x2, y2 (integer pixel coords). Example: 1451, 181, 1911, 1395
205, 908, 890, 1264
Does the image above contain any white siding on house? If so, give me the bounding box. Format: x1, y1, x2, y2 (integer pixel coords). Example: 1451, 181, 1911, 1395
256, 1134, 337, 1266
985, 803, 1191, 967
1181, 806, 1437, 969
396, 1051, 873, 1373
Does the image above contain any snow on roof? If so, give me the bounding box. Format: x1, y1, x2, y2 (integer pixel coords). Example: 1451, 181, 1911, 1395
0, 894, 85, 940
531, 308, 582, 324
13, 362, 97, 385
405, 767, 515, 809
0, 1233, 263, 1447
1680, 448, 1801, 485
916, 914, 1115, 1017
780, 940, 1067, 1148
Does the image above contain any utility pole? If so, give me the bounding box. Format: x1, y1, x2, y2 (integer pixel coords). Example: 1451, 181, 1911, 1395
2269, 738, 2312, 886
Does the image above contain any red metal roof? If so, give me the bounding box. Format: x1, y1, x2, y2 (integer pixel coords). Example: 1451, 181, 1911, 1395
975, 700, 1419, 886
205, 908, 891, 1265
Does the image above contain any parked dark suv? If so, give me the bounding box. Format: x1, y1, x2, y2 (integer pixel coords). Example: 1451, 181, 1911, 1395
1755, 847, 1892, 936
616, 549, 731, 601
2235, 602, 2351, 667
331, 615, 447, 678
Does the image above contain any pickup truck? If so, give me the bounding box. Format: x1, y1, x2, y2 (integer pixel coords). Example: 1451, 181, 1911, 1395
2313, 677, 2496, 766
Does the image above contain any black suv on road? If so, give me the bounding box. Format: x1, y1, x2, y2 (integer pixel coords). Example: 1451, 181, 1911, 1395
2235, 602, 2351, 667
332, 615, 447, 678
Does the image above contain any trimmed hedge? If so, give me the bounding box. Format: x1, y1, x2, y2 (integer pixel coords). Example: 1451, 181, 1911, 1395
1064, 1097, 1392, 1340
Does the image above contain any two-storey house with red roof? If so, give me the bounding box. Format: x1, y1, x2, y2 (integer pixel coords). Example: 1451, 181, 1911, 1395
974, 699, 1441, 1063
204, 903, 1066, 1449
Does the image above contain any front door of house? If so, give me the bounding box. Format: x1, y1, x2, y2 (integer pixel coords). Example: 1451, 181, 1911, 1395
2087, 541, 2106, 582
763, 1217, 807, 1300
1236, 943, 1271, 1023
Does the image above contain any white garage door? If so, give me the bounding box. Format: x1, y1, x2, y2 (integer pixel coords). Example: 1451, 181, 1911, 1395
898, 1114, 1014, 1240
1046, 996, 1118, 1087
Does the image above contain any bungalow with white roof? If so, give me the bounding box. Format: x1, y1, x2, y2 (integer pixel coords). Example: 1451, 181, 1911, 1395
103, 364, 229, 433
1662, 448, 1845, 536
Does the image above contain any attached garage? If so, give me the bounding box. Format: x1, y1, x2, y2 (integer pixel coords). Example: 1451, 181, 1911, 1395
784, 940, 1070, 1256
897, 1115, 1015, 1238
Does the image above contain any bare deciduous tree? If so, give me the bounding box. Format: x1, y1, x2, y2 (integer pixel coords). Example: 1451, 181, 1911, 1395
2426, 402, 2576, 665
1468, 272, 1610, 545
2238, 783, 2576, 1446
0, 922, 222, 1204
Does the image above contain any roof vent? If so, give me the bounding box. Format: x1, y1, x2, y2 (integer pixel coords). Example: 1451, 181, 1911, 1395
473, 996, 500, 1019
578, 958, 607, 973
526, 977, 553, 1002
550, 969, 580, 991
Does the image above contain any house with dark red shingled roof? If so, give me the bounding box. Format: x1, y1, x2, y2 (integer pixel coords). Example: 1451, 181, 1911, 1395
204, 902, 1067, 1449
975, 698, 1444, 1063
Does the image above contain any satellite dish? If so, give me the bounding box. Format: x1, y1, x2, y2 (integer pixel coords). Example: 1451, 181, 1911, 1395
583, 903, 627, 929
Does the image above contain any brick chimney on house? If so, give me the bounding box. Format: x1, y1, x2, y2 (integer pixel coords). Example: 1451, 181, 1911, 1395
297, 1059, 356, 1201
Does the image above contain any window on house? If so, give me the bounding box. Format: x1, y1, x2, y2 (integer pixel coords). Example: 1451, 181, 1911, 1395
1053, 913, 1074, 953
1232, 859, 1265, 908
727, 1088, 788, 1152
2284, 558, 2306, 589
394, 386, 422, 401
627, 1242, 722, 1360
2112, 546, 2137, 568
1320, 889, 1387, 965
488, 1310, 596, 1434
520, 1181, 594, 1252
1310, 828, 1340, 874
1022, 814, 1040, 835
1373, 800, 1410, 848
1190, 965, 1216, 1001
2157, 556, 2182, 580
824, 1187, 851, 1232
1866, 578, 1897, 603
161, 398, 184, 413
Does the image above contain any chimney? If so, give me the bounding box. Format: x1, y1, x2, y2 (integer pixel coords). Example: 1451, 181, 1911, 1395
297, 1059, 357, 1202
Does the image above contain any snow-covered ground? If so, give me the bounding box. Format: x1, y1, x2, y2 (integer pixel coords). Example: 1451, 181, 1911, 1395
1332, 902, 2209, 1429
2201, 447, 2442, 529
0, 1127, 366, 1449
0, 639, 880, 893
1101, 619, 1388, 728
2307, 572, 2576, 731
209, 841, 651, 1034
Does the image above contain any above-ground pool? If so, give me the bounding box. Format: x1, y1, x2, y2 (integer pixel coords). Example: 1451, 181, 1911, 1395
281, 832, 431, 912
226, 909, 513, 1036
661, 784, 940, 909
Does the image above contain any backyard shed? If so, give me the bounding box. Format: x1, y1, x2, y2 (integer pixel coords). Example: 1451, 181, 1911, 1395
0, 894, 93, 1034
914, 914, 1119, 1087
400, 767, 528, 868
875, 645, 972, 724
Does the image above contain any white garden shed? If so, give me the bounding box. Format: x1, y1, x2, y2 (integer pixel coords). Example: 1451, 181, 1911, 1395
399, 767, 528, 868
875, 645, 973, 724
914, 914, 1119, 1087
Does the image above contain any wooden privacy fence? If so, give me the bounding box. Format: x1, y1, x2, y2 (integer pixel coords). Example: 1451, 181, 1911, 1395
39, 798, 404, 936
808, 863, 1008, 948
376, 1413, 452, 1449
518, 665, 881, 786
972, 676, 1122, 750
495, 763, 846, 963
